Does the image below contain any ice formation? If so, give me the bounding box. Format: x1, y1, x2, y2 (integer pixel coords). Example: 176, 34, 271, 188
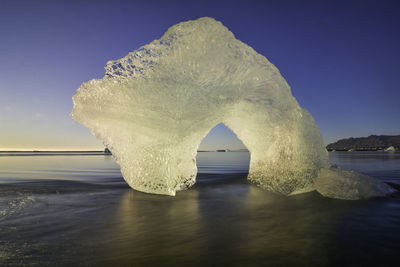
315, 167, 396, 200
71, 17, 396, 199
385, 146, 396, 152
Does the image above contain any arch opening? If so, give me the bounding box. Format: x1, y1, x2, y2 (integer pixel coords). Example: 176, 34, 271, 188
196, 123, 250, 176
194, 123, 250, 188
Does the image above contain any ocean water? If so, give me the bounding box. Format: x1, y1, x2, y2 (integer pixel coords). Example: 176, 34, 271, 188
0, 151, 399, 266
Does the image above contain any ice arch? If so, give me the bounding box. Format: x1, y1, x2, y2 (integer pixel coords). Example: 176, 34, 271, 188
71, 17, 395, 199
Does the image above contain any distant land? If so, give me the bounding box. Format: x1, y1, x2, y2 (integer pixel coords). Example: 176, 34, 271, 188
198, 149, 249, 152
0, 149, 110, 155
0, 151, 110, 156
0, 148, 249, 153
327, 135, 400, 151
0, 150, 105, 153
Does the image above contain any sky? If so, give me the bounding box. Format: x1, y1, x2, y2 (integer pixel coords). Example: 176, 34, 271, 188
0, 0, 399, 150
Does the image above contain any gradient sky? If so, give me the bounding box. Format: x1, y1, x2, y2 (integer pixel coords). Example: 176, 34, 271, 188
0, 0, 399, 150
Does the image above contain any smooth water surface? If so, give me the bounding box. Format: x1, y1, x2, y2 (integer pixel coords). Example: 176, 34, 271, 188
0, 151, 399, 266
329, 151, 400, 184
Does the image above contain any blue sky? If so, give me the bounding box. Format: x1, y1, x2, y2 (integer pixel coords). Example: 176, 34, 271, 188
0, 0, 399, 150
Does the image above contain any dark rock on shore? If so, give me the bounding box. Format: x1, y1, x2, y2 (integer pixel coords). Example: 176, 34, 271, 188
327, 135, 400, 151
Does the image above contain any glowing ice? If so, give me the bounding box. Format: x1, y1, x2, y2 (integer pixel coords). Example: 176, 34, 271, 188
316, 167, 396, 200
71, 17, 395, 199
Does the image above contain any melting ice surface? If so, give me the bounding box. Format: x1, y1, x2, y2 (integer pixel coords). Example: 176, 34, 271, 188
71, 17, 395, 199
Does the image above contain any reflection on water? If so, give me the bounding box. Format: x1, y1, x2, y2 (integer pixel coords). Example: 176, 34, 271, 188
0, 152, 399, 266
104, 188, 202, 265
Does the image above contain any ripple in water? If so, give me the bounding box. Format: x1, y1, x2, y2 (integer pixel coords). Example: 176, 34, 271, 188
0, 152, 399, 266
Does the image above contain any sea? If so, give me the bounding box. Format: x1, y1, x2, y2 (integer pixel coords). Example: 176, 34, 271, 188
0, 151, 399, 266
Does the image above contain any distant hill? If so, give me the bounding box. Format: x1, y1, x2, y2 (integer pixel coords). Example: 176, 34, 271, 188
326, 135, 400, 151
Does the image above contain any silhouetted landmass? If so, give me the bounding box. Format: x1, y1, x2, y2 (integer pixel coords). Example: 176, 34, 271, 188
0, 151, 111, 156
0, 151, 104, 153
327, 135, 400, 151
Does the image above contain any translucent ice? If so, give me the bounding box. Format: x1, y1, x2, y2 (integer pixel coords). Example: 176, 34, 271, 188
315, 167, 396, 200
71, 17, 395, 199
